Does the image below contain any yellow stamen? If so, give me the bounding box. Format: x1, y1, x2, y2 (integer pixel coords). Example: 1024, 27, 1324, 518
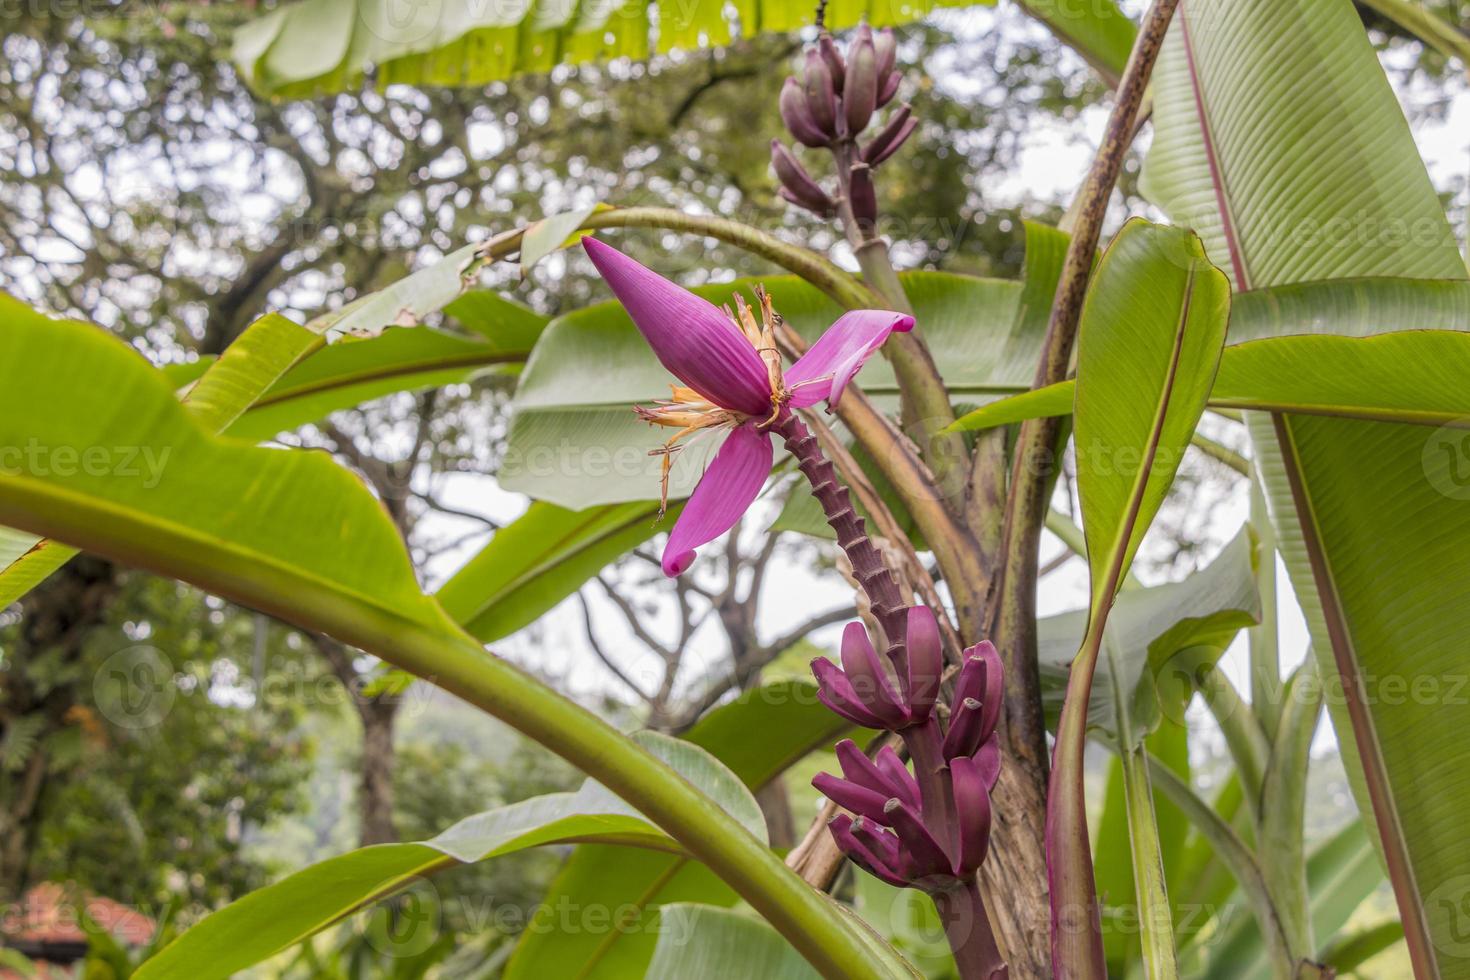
752, 285, 789, 426
633, 283, 798, 502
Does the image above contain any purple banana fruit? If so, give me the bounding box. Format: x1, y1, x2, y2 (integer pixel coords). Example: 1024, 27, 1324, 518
780, 77, 831, 148
862, 104, 916, 167
844, 29, 879, 136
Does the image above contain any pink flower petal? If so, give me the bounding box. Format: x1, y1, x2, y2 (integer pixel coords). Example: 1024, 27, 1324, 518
660, 421, 773, 576
583, 237, 771, 416
786, 309, 915, 408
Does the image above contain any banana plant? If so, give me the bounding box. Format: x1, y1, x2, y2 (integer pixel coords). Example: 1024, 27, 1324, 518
8, 0, 1470, 976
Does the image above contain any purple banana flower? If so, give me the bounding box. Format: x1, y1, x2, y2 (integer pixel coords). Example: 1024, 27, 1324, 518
583, 236, 913, 576
811, 633, 1005, 892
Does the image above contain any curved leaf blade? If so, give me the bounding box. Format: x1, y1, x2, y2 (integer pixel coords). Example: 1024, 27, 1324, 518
1013, 0, 1137, 84
1048, 219, 1230, 976
227, 326, 528, 441
136, 731, 763, 980
952, 329, 1470, 432
647, 904, 820, 980
0, 310, 323, 609
1140, 2, 1464, 291
504, 680, 854, 978
1072, 221, 1231, 608
1036, 525, 1260, 741
1195, 819, 1385, 979
0, 283, 542, 606
1143, 0, 1470, 972
437, 499, 673, 643
0, 295, 447, 632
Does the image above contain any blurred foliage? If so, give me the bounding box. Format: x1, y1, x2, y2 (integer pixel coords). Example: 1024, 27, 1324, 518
0, 9, 1111, 358
1, 573, 312, 907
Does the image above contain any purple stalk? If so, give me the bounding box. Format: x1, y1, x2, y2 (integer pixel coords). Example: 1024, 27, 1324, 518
933, 878, 1009, 980
773, 410, 907, 651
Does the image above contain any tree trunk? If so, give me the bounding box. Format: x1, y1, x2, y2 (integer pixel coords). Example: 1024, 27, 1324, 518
0, 751, 49, 899
0, 557, 121, 899
977, 755, 1052, 979
357, 699, 399, 846
311, 635, 401, 846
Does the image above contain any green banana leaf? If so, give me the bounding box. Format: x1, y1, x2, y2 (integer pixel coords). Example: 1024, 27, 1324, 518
950, 329, 1470, 433
1141, 0, 1470, 972
1037, 526, 1260, 745
503, 270, 1032, 509
1192, 819, 1385, 979
0, 309, 324, 610
134, 732, 764, 980
1094, 721, 1191, 976
230, 0, 992, 99
0, 277, 541, 609
436, 499, 673, 643
504, 679, 858, 978
646, 904, 820, 980
1052, 219, 1231, 976
648, 899, 924, 979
